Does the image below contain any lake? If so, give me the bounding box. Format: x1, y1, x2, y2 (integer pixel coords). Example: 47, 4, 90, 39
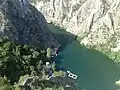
48, 24, 120, 90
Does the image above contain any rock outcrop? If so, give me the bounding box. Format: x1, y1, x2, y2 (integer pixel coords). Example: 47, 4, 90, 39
16, 75, 79, 90
30, 0, 120, 57
0, 0, 58, 48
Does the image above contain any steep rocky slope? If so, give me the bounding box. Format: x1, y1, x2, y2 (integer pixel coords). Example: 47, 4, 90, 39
0, 0, 58, 48
30, 0, 120, 62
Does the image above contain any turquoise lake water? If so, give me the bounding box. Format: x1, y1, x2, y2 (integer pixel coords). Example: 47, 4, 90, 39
48, 24, 120, 90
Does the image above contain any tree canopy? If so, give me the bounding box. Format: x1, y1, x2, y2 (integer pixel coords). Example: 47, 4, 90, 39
0, 38, 47, 84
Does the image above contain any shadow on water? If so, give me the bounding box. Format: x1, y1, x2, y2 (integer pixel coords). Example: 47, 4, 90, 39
53, 33, 76, 52
54, 55, 64, 63
53, 55, 66, 71
47, 23, 76, 51
48, 24, 120, 90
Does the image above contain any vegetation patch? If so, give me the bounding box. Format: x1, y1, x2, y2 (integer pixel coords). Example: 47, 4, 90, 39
0, 37, 67, 90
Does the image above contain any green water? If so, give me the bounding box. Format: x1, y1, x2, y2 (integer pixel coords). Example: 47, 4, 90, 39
48, 24, 120, 90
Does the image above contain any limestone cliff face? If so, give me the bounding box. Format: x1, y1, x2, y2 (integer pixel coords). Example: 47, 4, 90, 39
30, 0, 120, 54
0, 0, 58, 48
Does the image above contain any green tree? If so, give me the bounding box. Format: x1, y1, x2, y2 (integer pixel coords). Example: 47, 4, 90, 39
0, 76, 13, 90
37, 60, 43, 72
0, 38, 47, 84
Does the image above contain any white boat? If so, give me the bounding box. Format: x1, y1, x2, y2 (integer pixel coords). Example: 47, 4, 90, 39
67, 70, 78, 79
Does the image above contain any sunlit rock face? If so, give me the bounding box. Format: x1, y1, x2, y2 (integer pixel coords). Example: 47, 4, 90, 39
0, 0, 58, 48
30, 0, 120, 51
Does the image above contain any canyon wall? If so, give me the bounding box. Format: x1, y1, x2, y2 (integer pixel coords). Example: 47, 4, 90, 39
0, 0, 58, 48
30, 0, 120, 62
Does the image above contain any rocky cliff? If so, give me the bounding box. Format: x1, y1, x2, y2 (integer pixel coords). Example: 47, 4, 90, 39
0, 0, 58, 48
30, 0, 120, 62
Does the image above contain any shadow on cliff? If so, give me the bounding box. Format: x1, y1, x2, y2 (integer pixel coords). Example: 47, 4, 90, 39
3, 1, 57, 48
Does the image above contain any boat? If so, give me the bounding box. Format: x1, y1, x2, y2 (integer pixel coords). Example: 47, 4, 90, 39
67, 70, 78, 79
